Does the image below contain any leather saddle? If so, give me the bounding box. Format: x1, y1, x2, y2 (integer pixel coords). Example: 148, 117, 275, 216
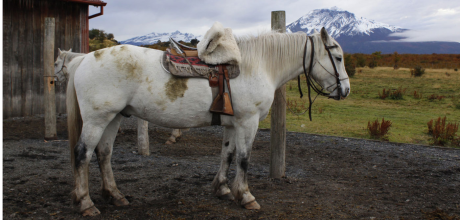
163, 38, 236, 116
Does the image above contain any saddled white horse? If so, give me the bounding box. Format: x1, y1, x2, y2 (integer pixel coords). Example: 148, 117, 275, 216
61, 28, 350, 216
54, 49, 185, 144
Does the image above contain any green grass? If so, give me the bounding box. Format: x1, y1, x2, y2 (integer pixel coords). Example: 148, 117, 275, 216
259, 67, 460, 146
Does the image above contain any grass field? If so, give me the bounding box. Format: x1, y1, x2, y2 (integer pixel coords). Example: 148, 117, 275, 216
259, 67, 460, 146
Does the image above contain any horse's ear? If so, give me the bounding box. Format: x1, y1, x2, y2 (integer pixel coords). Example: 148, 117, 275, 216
69, 48, 72, 52
58, 48, 62, 55
313, 29, 319, 34
320, 27, 330, 43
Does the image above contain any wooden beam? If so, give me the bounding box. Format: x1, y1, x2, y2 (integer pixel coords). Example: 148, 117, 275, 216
137, 118, 150, 156
44, 17, 57, 140
269, 11, 286, 179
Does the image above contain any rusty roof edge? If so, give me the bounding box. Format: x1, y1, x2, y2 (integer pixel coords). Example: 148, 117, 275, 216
61, 0, 107, 6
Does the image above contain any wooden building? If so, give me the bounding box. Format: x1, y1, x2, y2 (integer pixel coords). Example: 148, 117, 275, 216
3, 0, 106, 118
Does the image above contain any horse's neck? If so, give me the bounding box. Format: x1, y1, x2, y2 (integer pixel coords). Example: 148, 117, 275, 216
237, 34, 308, 90
66, 52, 85, 61
65, 52, 86, 75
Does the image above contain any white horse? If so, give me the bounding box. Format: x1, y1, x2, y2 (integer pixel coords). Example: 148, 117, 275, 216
65, 28, 350, 216
54, 49, 185, 144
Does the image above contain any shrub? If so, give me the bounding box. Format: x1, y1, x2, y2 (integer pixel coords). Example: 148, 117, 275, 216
367, 118, 392, 141
427, 94, 445, 101
427, 117, 459, 146
412, 65, 425, 77
378, 88, 406, 100
389, 87, 406, 100
455, 68, 458, 71
378, 88, 390, 99
412, 90, 423, 99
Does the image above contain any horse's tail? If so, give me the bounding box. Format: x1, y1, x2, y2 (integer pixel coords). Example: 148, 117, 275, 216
66, 56, 85, 171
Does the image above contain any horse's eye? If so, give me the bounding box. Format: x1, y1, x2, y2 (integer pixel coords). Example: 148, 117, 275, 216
336, 57, 342, 62
54, 64, 57, 67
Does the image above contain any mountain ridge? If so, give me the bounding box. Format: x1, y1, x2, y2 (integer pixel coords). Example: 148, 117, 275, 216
120, 7, 460, 54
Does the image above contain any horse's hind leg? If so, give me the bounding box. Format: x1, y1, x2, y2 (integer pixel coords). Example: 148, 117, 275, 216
232, 118, 261, 209
165, 128, 190, 145
72, 113, 117, 216
212, 126, 236, 200
95, 114, 129, 206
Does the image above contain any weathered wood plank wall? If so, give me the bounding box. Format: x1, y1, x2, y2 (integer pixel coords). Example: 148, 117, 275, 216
3, 0, 88, 118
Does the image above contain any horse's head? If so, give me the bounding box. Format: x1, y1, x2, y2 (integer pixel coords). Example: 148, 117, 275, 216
309, 28, 350, 100
54, 48, 72, 82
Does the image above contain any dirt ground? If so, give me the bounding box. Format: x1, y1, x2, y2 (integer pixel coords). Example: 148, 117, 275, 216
3, 115, 460, 219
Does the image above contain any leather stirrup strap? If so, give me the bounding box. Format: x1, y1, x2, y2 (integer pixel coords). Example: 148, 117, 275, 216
223, 66, 231, 99
218, 65, 224, 96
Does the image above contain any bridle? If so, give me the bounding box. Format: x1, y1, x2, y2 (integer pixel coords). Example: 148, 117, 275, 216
299, 35, 348, 121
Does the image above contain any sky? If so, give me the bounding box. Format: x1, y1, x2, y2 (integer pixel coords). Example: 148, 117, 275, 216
89, 0, 460, 43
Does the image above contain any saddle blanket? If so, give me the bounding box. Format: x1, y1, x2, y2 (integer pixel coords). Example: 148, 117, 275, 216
162, 49, 240, 79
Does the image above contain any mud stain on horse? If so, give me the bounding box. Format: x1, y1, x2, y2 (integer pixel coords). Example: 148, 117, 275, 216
155, 99, 167, 111
165, 77, 188, 102
94, 50, 105, 61
146, 77, 154, 93
112, 47, 143, 81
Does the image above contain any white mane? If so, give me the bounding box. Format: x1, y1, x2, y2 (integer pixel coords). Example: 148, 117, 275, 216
235, 32, 308, 78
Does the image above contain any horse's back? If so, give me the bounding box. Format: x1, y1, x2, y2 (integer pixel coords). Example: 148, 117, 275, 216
74, 45, 214, 127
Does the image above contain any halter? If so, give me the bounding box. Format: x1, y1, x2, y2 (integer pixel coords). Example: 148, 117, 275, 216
299, 35, 348, 121
56, 54, 68, 81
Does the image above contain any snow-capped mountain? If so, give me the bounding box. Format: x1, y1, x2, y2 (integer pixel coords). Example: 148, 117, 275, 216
287, 7, 404, 38
287, 7, 460, 54
120, 31, 201, 46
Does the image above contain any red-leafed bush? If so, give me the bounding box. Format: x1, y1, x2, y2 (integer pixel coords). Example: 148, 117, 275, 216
367, 118, 392, 141
427, 116, 459, 146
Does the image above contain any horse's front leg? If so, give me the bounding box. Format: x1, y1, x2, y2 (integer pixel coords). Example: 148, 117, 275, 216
212, 126, 236, 200
232, 117, 261, 209
95, 114, 129, 207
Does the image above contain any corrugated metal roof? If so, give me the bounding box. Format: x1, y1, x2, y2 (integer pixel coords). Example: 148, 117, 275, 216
61, 0, 107, 6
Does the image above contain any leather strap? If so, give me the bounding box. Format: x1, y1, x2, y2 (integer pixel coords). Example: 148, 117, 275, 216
218, 65, 224, 96
223, 67, 231, 99
211, 112, 221, 125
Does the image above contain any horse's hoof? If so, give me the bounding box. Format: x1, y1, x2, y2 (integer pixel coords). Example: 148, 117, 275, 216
217, 193, 234, 201
82, 206, 101, 216
165, 140, 174, 145
112, 197, 130, 206
243, 201, 260, 210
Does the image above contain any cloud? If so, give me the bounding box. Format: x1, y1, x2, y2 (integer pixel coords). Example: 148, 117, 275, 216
88, 0, 460, 43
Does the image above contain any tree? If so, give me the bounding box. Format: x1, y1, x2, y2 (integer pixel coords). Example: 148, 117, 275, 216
191, 38, 199, 46
393, 51, 401, 69
354, 53, 366, 67
107, 33, 114, 40
369, 51, 382, 68
344, 54, 356, 77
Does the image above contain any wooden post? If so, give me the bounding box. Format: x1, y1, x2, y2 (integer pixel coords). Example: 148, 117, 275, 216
44, 17, 57, 140
137, 118, 150, 156
269, 11, 286, 179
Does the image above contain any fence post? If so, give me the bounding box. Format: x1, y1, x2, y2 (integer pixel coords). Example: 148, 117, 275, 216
44, 17, 57, 140
137, 118, 150, 156
269, 11, 286, 179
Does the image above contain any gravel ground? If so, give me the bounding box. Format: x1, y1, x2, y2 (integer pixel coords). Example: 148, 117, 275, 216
3, 115, 460, 219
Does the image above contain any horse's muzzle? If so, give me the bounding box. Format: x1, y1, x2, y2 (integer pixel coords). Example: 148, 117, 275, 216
329, 88, 350, 100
